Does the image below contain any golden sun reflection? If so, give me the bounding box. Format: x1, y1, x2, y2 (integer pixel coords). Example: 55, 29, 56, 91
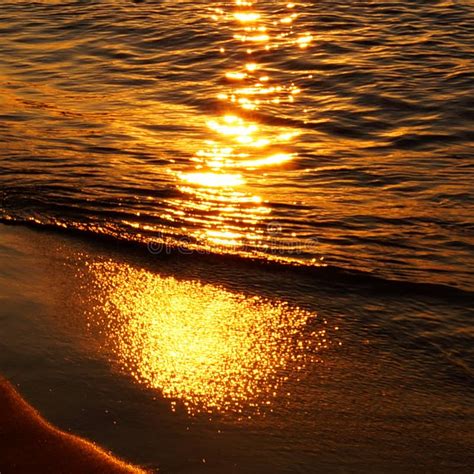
171, 104, 301, 251
170, 0, 312, 256
88, 261, 331, 415
179, 171, 244, 188
172, 109, 299, 252
196, 115, 298, 168
212, 0, 312, 111
233, 12, 261, 23
173, 180, 271, 253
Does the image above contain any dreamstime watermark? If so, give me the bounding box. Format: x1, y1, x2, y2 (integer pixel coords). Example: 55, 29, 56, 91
147, 221, 322, 259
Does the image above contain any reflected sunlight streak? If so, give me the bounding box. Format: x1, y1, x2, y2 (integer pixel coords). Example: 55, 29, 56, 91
179, 172, 245, 188
171, 0, 312, 256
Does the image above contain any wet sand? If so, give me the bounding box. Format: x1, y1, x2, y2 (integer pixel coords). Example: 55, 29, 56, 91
0, 376, 145, 473
0, 223, 473, 473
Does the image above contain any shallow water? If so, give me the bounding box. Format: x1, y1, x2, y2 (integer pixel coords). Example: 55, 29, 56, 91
1, 0, 473, 290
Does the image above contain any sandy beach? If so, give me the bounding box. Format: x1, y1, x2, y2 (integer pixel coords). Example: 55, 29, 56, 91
0, 376, 145, 473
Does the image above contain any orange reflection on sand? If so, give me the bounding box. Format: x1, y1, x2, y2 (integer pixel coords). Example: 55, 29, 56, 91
88, 261, 329, 415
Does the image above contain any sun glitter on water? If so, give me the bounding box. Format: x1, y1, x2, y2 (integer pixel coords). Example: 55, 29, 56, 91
87, 261, 332, 416
168, 0, 310, 257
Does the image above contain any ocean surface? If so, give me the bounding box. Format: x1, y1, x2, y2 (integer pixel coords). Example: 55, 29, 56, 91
1, 0, 473, 290
0, 0, 473, 472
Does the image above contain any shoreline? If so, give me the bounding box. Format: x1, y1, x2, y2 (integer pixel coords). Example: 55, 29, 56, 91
0, 223, 473, 473
0, 376, 146, 473
1, 219, 470, 299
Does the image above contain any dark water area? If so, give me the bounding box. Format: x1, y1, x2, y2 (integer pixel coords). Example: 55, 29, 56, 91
0, 0, 474, 472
